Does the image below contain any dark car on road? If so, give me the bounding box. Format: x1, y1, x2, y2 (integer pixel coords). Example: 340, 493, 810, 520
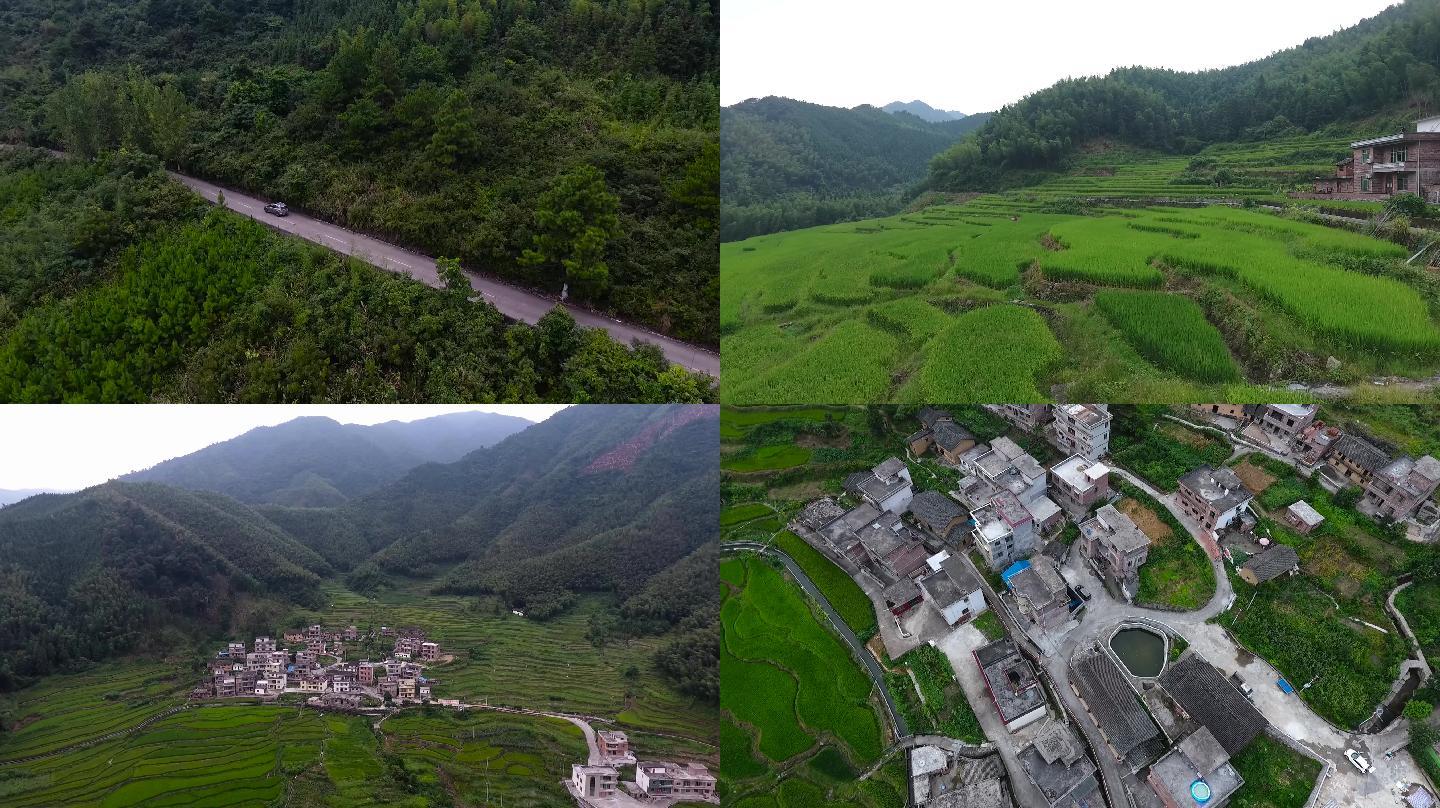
263, 202, 289, 216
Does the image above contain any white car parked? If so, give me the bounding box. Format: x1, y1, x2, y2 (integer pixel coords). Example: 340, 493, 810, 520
1344, 748, 1372, 774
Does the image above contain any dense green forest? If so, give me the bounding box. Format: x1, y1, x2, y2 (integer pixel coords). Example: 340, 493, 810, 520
927, 0, 1440, 191
0, 148, 714, 402
720, 96, 989, 240
0, 405, 720, 700
0, 0, 717, 345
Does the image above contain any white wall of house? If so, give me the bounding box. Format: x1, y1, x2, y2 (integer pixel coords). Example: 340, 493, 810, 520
938, 589, 987, 625
881, 487, 914, 515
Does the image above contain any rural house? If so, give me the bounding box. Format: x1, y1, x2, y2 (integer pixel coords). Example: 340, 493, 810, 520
1006, 555, 1072, 630
1048, 404, 1111, 462
1295, 421, 1341, 465
1177, 466, 1254, 536
844, 457, 915, 514
1070, 643, 1164, 770
1281, 500, 1325, 535
907, 408, 978, 463
1360, 455, 1440, 522
972, 491, 1038, 570
986, 404, 1052, 433
1256, 404, 1318, 446
1156, 653, 1266, 756
975, 638, 1049, 731
1315, 115, 1440, 201
917, 551, 987, 626
570, 765, 619, 800
908, 490, 968, 538
1048, 455, 1110, 516
1078, 504, 1151, 601
856, 511, 932, 580
597, 731, 635, 764
636, 761, 717, 800
1018, 721, 1100, 808
1146, 727, 1245, 808
1238, 544, 1300, 585
1326, 433, 1391, 487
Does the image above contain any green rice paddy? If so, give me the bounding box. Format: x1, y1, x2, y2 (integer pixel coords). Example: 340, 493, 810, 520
721, 151, 1436, 401
721, 554, 900, 808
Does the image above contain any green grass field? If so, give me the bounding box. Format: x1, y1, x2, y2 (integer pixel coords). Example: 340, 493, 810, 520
722, 555, 897, 808
774, 531, 879, 639
721, 182, 1435, 401
1228, 733, 1323, 808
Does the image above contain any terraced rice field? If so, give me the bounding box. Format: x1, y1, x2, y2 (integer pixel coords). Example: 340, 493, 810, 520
0, 698, 588, 807
379, 710, 586, 807
722, 187, 1435, 401
721, 555, 902, 808
0, 662, 189, 762
308, 584, 715, 741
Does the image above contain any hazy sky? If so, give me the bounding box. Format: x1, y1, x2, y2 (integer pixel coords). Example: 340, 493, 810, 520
722, 0, 1399, 111
0, 405, 568, 491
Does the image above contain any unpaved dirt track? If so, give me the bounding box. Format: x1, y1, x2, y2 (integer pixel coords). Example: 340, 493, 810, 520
170, 172, 719, 378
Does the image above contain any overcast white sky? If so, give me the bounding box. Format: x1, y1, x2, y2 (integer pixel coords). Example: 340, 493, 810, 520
0, 405, 567, 491
722, 0, 1399, 112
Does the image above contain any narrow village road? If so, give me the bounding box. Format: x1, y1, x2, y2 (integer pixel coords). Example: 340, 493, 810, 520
721, 542, 908, 738
170, 172, 718, 377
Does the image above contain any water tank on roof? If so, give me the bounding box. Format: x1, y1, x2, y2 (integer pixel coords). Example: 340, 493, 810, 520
1191, 779, 1213, 804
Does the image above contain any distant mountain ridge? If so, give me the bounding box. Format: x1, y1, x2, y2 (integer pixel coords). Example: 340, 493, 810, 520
882, 100, 968, 122
0, 405, 718, 700
721, 95, 992, 240
0, 488, 66, 508
123, 411, 533, 506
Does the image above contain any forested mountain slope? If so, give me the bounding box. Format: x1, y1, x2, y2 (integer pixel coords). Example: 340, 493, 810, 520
124, 412, 532, 506
0, 148, 714, 403
0, 0, 718, 345
0, 482, 328, 689
721, 96, 989, 239
927, 0, 1440, 191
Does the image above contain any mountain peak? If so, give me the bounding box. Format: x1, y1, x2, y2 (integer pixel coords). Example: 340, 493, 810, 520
881, 100, 967, 122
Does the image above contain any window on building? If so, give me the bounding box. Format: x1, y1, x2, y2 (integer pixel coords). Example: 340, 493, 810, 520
1362, 178, 1371, 192
1394, 147, 1408, 163
1398, 175, 1409, 191
1363, 148, 1372, 162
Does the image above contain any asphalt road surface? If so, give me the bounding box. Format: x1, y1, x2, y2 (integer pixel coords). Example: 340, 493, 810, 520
170, 172, 719, 378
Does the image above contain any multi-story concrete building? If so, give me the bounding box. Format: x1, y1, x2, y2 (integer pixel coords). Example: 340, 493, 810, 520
1048, 455, 1110, 516
1257, 404, 1318, 446
420, 641, 439, 661
1078, 504, 1151, 601
1007, 555, 1071, 631
1177, 466, 1254, 536
227, 642, 246, 657
1315, 115, 1440, 202
597, 731, 635, 764
253, 636, 276, 653
985, 404, 1052, 433
1048, 404, 1111, 462
636, 761, 717, 800
571, 764, 619, 800
975, 638, 1049, 731
971, 491, 1037, 571
1360, 455, 1440, 521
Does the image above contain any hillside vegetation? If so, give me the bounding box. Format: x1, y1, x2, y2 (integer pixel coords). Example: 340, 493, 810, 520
0, 149, 715, 403
927, 0, 1440, 191
0, 0, 718, 344
721, 96, 988, 239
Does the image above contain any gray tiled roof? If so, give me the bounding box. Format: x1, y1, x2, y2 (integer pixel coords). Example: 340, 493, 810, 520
1333, 434, 1389, 472
1158, 654, 1267, 755
918, 407, 953, 429
1240, 544, 1300, 583
1070, 644, 1161, 757
932, 421, 975, 453
909, 490, 965, 531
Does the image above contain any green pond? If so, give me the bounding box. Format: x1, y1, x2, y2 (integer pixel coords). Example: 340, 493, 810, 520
1110, 627, 1165, 677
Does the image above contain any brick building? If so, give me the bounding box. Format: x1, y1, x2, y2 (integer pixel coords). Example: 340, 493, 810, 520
1177, 466, 1253, 536
1315, 115, 1440, 202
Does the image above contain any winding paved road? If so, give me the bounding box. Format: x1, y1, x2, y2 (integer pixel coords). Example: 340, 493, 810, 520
173, 172, 719, 377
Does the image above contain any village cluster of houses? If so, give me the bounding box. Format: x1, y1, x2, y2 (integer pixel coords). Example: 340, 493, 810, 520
204, 623, 439, 708
912, 631, 1276, 808
1194, 404, 1440, 542
567, 731, 717, 805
